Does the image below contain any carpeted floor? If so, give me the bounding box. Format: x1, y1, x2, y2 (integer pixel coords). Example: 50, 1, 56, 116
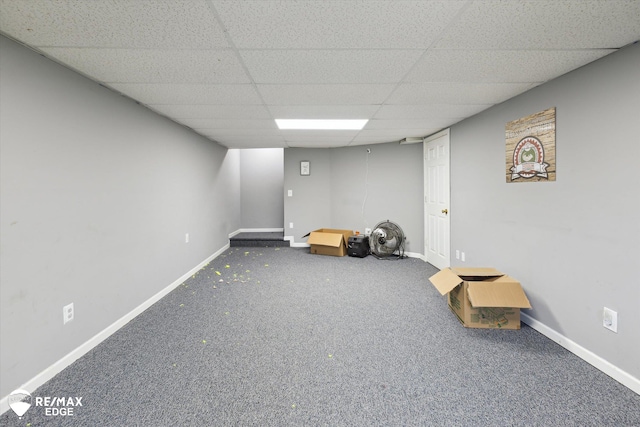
2, 247, 639, 426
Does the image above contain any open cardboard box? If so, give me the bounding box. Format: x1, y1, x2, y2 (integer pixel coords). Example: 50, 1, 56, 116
303, 228, 354, 257
429, 267, 532, 330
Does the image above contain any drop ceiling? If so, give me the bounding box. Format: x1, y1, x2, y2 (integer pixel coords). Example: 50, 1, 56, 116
1, 0, 638, 149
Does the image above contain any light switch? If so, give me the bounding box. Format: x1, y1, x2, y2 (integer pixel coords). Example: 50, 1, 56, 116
288, 190, 293, 197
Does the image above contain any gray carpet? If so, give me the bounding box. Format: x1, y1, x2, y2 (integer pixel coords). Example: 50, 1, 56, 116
3, 247, 639, 426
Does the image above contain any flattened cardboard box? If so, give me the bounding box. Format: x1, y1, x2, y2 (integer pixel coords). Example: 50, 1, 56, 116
429, 267, 532, 330
304, 229, 354, 257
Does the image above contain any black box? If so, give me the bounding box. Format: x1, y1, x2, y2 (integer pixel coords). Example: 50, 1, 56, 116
347, 235, 369, 258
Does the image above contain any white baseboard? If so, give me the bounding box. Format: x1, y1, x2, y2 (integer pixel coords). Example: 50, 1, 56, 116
284, 235, 310, 248
520, 312, 639, 395
0, 244, 230, 416
229, 228, 284, 238
290, 243, 310, 248
405, 251, 426, 261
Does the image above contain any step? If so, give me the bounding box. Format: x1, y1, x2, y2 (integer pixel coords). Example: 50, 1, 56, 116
229, 232, 290, 247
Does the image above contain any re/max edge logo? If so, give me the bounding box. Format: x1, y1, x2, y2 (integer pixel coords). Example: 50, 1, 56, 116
8, 389, 83, 418
35, 396, 83, 416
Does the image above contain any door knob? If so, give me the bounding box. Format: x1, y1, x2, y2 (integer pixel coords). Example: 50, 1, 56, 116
441, 209, 448, 214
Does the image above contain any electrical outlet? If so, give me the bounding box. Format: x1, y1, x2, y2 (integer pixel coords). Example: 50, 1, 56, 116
365, 228, 372, 235
455, 250, 460, 260
63, 303, 74, 325
461, 252, 466, 262
185, 233, 189, 243
603, 307, 618, 332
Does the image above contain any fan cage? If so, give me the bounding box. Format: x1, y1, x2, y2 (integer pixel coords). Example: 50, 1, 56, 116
369, 220, 406, 259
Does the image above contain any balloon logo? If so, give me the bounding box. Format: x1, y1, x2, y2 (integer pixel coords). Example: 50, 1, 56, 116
8, 389, 32, 418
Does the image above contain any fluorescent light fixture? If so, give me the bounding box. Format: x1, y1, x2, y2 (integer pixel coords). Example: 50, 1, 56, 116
275, 119, 368, 130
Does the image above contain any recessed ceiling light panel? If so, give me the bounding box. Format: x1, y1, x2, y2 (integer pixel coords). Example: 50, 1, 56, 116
275, 119, 368, 130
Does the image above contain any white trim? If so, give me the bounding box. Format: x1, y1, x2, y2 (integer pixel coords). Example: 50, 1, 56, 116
0, 244, 230, 415
229, 228, 284, 238
521, 313, 639, 395
290, 243, 311, 248
405, 251, 427, 261
284, 235, 310, 248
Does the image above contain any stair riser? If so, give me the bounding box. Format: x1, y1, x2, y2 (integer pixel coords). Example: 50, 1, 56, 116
230, 240, 290, 247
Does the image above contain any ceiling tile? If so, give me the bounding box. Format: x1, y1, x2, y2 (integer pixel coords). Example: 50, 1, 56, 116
436, 0, 640, 49
196, 129, 285, 140
194, 131, 287, 148
286, 140, 354, 148
176, 118, 278, 130
213, 138, 288, 149
0, 0, 228, 48
406, 49, 615, 83
349, 136, 401, 146
364, 119, 453, 130
40, 48, 250, 84
387, 83, 536, 105
351, 128, 442, 145
357, 129, 435, 137
2, 0, 638, 150
268, 105, 380, 120
213, 0, 466, 48
374, 104, 491, 119
148, 105, 272, 119
258, 84, 396, 105
109, 83, 263, 105
240, 50, 423, 84
281, 131, 360, 141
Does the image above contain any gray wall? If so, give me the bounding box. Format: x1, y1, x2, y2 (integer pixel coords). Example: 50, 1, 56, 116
284, 148, 332, 240
0, 36, 241, 397
240, 148, 284, 229
450, 42, 640, 379
284, 142, 424, 254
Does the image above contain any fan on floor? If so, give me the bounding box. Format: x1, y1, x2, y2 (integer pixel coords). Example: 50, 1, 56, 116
369, 220, 406, 259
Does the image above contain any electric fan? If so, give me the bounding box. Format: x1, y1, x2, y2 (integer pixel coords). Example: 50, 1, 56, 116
369, 220, 406, 259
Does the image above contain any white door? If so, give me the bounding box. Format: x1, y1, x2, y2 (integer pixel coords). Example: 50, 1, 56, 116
424, 129, 450, 269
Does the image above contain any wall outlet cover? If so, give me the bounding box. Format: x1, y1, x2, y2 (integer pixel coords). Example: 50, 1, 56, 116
63, 303, 74, 325
603, 307, 618, 333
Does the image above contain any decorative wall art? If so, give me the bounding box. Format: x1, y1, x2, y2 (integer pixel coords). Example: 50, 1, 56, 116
505, 107, 556, 183
300, 160, 310, 176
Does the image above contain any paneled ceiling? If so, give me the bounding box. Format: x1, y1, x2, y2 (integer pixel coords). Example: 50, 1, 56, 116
1, 1, 639, 149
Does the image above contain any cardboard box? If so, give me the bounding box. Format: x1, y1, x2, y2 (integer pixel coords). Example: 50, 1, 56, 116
429, 267, 531, 330
303, 228, 354, 257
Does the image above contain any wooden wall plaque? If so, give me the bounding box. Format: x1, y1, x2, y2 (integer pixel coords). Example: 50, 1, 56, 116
506, 107, 556, 183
